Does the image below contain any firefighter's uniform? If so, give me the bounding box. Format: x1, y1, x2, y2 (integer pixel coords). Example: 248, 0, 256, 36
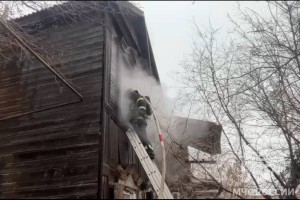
127, 89, 155, 160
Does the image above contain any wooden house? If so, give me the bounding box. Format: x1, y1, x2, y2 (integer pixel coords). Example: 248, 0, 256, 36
0, 1, 159, 198
0, 1, 222, 199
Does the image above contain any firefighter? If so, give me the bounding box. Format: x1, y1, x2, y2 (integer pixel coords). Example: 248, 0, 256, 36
126, 89, 155, 160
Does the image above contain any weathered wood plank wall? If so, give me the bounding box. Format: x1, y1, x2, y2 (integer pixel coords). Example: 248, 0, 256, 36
0, 14, 104, 198
0, 2, 156, 198
101, 15, 147, 196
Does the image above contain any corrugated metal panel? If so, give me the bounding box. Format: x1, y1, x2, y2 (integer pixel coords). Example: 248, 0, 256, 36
0, 16, 104, 198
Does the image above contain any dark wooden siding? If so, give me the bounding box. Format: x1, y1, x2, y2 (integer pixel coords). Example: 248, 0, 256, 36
105, 117, 137, 166
102, 16, 147, 186
0, 17, 104, 198
109, 35, 119, 110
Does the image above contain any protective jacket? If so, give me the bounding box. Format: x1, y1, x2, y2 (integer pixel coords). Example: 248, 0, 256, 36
128, 90, 152, 125
126, 89, 155, 160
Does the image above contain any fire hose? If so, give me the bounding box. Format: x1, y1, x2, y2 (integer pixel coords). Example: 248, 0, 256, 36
143, 97, 166, 199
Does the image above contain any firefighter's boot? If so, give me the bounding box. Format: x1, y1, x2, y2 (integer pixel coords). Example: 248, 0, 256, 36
144, 144, 155, 160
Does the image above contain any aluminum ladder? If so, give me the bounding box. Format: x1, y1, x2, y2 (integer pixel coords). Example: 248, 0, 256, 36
126, 129, 174, 199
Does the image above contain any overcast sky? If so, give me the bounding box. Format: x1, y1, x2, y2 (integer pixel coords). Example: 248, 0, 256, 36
138, 1, 265, 98
138, 2, 289, 184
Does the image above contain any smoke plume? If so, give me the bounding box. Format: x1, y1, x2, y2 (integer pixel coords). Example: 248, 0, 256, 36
117, 46, 222, 184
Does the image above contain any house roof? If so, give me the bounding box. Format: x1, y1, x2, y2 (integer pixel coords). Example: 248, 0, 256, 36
14, 1, 144, 24
13, 1, 160, 82
173, 116, 222, 155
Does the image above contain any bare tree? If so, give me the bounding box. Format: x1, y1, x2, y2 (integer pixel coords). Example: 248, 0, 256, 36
177, 1, 300, 199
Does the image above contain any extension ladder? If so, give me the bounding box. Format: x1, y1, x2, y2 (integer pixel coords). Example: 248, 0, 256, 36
126, 129, 174, 199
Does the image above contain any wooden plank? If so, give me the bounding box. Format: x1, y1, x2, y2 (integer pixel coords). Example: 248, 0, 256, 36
34, 21, 104, 41
51, 41, 104, 58
60, 35, 105, 52
0, 39, 104, 77
45, 31, 104, 50
0, 56, 103, 85
0, 133, 99, 157
0, 91, 101, 119
0, 151, 99, 173
0, 126, 99, 149
0, 103, 101, 130
0, 79, 102, 104
0, 175, 98, 193
108, 119, 119, 163
0, 74, 102, 107
0, 183, 98, 198
119, 128, 130, 166
37, 24, 104, 42
0, 111, 101, 133
0, 95, 100, 119
0, 78, 102, 104
0, 143, 99, 164
0, 122, 100, 144
0, 163, 98, 185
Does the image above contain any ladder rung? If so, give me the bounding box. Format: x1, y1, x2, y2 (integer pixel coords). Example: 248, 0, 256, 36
126, 129, 174, 199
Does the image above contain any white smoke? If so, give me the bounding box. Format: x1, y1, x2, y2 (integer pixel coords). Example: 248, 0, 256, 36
116, 45, 222, 184
117, 46, 173, 128
116, 46, 182, 182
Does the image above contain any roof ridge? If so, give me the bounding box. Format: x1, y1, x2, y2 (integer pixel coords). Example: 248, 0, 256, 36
13, 2, 66, 22
14, 1, 144, 23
